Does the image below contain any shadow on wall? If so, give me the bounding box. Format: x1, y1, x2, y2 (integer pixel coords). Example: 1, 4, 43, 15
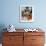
0, 24, 7, 43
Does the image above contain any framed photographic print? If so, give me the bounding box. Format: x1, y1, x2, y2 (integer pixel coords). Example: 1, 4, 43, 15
20, 5, 34, 22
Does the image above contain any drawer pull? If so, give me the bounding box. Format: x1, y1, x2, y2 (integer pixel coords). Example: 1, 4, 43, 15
9, 38, 13, 40
32, 39, 36, 40
9, 38, 12, 40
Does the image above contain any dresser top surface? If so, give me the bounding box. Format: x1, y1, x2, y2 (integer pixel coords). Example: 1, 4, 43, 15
3, 29, 45, 33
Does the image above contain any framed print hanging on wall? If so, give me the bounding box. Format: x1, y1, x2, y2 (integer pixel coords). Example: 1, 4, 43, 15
20, 5, 34, 22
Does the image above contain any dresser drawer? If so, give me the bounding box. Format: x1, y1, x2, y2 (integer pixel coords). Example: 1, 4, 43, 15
3, 35, 23, 44
32, 44, 44, 46
24, 32, 44, 36
3, 43, 23, 46
3, 32, 23, 36
32, 36, 45, 44
3, 44, 15, 46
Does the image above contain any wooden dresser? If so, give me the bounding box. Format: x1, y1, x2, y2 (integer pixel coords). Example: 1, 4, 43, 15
2, 30, 45, 46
